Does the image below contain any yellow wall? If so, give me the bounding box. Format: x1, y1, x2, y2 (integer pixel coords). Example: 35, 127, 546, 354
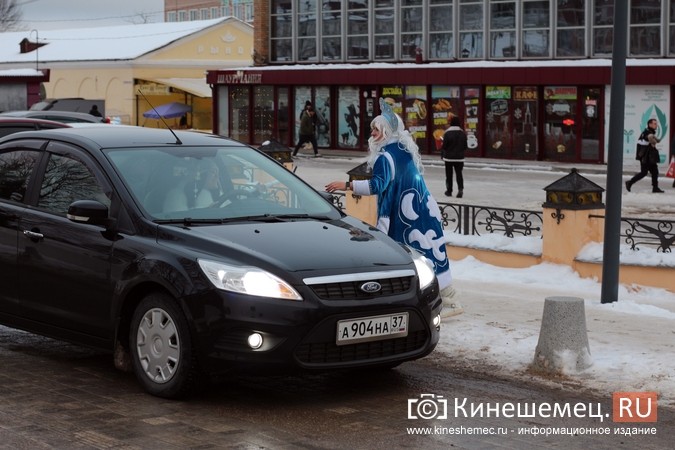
41, 20, 253, 127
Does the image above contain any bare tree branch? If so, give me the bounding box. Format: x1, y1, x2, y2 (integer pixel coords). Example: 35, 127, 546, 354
0, 0, 22, 32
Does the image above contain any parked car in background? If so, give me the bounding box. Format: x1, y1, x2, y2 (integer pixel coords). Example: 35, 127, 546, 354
0, 110, 108, 124
29, 98, 105, 116
0, 116, 70, 138
0, 126, 442, 399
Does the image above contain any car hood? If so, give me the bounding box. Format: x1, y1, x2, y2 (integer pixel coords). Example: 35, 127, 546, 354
157, 216, 414, 275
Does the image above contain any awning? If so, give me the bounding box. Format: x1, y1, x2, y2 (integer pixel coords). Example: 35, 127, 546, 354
149, 78, 212, 98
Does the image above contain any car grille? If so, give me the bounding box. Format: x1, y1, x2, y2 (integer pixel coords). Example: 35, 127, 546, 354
310, 276, 413, 300
295, 330, 428, 365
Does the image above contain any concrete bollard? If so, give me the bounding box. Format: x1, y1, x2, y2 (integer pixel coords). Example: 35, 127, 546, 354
532, 296, 592, 374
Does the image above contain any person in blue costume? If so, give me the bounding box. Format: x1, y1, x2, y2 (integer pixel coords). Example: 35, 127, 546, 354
326, 98, 462, 318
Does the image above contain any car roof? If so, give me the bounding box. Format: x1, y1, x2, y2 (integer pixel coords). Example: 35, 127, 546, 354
0, 124, 249, 149
0, 110, 104, 123
0, 116, 72, 127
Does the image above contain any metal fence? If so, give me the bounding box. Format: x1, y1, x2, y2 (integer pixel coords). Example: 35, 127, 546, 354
438, 203, 543, 237
329, 194, 675, 253
591, 214, 675, 253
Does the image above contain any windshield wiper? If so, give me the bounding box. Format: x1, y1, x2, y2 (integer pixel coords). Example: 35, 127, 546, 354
219, 214, 332, 223
154, 218, 225, 226
155, 214, 333, 225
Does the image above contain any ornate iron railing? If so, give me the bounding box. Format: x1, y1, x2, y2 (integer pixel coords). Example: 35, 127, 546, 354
331, 199, 674, 252
438, 203, 543, 237
590, 214, 675, 253
328, 192, 346, 211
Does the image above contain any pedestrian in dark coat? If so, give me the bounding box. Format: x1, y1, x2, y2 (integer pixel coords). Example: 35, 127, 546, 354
626, 118, 664, 193
292, 107, 319, 157
441, 115, 468, 198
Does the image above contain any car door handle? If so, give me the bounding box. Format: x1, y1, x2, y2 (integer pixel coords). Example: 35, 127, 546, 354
23, 229, 44, 241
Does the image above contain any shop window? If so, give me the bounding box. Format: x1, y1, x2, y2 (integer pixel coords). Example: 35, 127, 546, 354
543, 86, 578, 162
485, 86, 512, 159
337, 87, 361, 149
276, 88, 290, 145
294, 86, 312, 145
430, 86, 461, 152
463, 87, 481, 155
314, 87, 331, 148
513, 87, 538, 160
404, 86, 428, 151
230, 86, 250, 144
253, 86, 274, 145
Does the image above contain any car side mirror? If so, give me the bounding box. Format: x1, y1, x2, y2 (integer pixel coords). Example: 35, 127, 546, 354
67, 200, 109, 226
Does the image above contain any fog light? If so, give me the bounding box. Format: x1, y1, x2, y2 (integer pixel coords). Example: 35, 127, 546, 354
433, 314, 441, 328
247, 332, 263, 349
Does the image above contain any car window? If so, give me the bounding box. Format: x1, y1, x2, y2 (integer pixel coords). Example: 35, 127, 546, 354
0, 125, 35, 138
0, 150, 41, 203
106, 146, 340, 221
37, 153, 110, 216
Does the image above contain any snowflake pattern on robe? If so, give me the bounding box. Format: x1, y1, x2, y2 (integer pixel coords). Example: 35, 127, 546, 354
365, 142, 451, 283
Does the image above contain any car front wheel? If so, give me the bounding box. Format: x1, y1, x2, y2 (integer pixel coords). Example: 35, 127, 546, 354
129, 293, 199, 398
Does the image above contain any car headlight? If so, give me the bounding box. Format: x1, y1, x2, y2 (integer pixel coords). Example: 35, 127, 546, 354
198, 259, 302, 301
411, 251, 436, 290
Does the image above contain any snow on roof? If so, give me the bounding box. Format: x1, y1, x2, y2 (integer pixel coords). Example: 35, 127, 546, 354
0, 18, 236, 64
0, 68, 46, 77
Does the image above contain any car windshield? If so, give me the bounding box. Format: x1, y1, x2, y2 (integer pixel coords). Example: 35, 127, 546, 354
105, 145, 341, 222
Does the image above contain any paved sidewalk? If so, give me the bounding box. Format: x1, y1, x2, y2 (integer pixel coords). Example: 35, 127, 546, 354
292, 147, 620, 175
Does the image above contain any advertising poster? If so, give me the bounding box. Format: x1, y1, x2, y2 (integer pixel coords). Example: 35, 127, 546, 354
381, 86, 404, 116
463, 87, 481, 153
337, 87, 360, 148
431, 86, 460, 150
485, 86, 511, 157
605, 85, 670, 165
404, 86, 428, 148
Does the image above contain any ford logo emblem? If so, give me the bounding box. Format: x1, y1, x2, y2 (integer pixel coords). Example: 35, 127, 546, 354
360, 281, 381, 294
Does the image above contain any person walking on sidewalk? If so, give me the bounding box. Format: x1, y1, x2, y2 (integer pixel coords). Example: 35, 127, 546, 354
325, 98, 462, 318
441, 115, 467, 198
626, 118, 664, 193
292, 107, 320, 157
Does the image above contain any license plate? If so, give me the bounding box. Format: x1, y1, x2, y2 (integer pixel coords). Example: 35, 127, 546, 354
336, 312, 408, 346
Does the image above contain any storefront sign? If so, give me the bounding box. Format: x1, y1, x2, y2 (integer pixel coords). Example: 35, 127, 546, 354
486, 86, 511, 99
216, 71, 262, 84
544, 86, 577, 100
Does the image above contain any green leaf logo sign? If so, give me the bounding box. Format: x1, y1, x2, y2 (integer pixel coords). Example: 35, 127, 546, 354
641, 105, 669, 142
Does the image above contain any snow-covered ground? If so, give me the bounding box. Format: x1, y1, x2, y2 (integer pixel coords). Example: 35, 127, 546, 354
439, 255, 675, 408
296, 155, 675, 408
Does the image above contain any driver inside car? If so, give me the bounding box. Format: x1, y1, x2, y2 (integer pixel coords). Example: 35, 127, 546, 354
163, 159, 225, 212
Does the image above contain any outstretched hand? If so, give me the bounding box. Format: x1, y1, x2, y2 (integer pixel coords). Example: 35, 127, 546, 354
325, 181, 347, 193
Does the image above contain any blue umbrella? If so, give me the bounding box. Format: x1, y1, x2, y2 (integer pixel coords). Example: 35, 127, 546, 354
143, 102, 192, 119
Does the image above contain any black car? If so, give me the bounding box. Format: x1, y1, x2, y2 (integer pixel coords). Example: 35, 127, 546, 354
0, 125, 442, 398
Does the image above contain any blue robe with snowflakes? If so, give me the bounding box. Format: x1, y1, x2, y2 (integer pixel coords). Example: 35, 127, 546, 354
352, 142, 452, 289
